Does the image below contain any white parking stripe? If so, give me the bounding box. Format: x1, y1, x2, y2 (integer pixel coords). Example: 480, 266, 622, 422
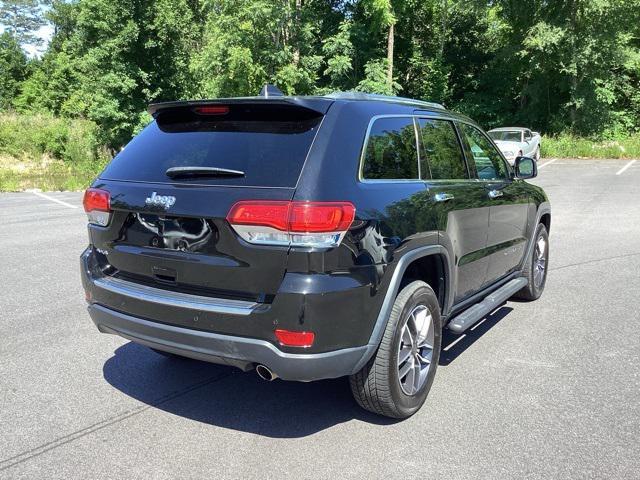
538, 159, 557, 169
616, 160, 636, 175
31, 191, 78, 209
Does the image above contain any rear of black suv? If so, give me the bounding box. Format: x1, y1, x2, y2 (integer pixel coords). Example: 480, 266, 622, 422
81, 96, 385, 383
82, 93, 550, 419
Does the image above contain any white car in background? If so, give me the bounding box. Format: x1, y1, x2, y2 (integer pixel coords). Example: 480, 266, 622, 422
488, 127, 541, 165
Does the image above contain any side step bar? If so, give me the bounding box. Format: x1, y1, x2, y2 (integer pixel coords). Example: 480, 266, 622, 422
447, 277, 528, 334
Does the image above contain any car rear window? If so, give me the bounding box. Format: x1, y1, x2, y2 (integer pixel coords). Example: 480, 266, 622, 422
361, 117, 419, 180
100, 104, 323, 187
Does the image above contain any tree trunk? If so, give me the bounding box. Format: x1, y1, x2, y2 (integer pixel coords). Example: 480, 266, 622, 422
440, 0, 447, 58
293, 0, 302, 65
387, 21, 394, 89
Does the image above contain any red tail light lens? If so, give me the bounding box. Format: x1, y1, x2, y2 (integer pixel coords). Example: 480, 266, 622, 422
227, 201, 355, 248
275, 329, 315, 348
227, 201, 290, 231
289, 202, 356, 233
83, 188, 110, 212
83, 188, 111, 226
194, 105, 229, 115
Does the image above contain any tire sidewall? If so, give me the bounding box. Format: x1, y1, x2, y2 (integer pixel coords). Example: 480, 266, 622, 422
530, 224, 549, 297
387, 284, 442, 416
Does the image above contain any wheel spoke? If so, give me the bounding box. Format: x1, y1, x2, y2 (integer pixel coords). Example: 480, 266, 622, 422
416, 351, 431, 365
398, 345, 412, 366
412, 361, 421, 391
403, 361, 416, 393
399, 357, 413, 379
401, 323, 412, 346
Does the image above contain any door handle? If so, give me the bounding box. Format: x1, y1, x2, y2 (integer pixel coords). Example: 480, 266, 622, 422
434, 192, 455, 202
488, 189, 503, 199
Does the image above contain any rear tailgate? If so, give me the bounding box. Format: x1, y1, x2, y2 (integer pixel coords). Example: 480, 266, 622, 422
89, 100, 330, 301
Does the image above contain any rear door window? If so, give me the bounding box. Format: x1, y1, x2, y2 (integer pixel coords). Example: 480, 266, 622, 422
100, 104, 322, 188
417, 118, 468, 180
361, 117, 419, 180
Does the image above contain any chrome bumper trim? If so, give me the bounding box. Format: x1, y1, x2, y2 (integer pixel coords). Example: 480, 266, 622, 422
93, 276, 258, 316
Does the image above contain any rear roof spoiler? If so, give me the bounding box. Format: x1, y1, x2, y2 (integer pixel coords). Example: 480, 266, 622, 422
148, 96, 334, 117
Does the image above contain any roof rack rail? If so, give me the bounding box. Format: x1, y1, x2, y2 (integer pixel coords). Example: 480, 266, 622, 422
324, 91, 445, 110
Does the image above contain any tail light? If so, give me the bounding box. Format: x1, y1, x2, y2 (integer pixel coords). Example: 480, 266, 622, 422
227, 201, 355, 248
275, 329, 315, 348
194, 105, 229, 115
83, 188, 111, 226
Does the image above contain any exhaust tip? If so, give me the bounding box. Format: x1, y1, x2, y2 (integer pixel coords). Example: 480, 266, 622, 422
256, 364, 277, 381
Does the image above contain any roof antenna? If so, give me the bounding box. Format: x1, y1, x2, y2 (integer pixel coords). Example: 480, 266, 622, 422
259, 84, 284, 98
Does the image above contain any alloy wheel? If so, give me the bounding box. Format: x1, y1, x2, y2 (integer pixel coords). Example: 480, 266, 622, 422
397, 305, 434, 395
534, 235, 547, 288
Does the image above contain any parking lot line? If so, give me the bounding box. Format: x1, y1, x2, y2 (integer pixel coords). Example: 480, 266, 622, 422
538, 159, 557, 169
616, 159, 636, 175
31, 190, 78, 209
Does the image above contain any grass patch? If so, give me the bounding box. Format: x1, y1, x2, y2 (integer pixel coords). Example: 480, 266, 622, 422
0, 113, 111, 191
542, 134, 640, 159
0, 153, 109, 191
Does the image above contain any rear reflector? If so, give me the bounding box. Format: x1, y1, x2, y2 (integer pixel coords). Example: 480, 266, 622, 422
275, 329, 315, 348
83, 188, 111, 226
227, 201, 355, 248
194, 105, 229, 115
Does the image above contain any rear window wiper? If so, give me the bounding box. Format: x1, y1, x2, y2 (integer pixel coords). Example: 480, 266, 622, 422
165, 166, 245, 179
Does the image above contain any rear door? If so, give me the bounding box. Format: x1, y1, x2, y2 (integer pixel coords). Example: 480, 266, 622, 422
90, 102, 326, 300
457, 123, 530, 285
417, 118, 493, 303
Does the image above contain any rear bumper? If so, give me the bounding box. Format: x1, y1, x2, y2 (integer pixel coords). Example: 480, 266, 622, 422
88, 303, 368, 381
81, 246, 378, 381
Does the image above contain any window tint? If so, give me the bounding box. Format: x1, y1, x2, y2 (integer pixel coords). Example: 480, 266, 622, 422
362, 117, 419, 180
100, 105, 321, 187
417, 119, 467, 180
459, 123, 509, 180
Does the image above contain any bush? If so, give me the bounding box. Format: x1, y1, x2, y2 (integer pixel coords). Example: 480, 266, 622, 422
0, 112, 106, 163
541, 134, 640, 159
0, 113, 111, 191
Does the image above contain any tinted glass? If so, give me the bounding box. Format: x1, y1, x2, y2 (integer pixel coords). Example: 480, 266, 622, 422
100, 105, 322, 187
460, 124, 509, 180
489, 131, 521, 142
418, 119, 467, 180
362, 117, 419, 180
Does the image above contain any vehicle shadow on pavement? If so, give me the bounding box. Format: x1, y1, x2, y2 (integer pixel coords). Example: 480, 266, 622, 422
439, 306, 514, 366
103, 343, 397, 438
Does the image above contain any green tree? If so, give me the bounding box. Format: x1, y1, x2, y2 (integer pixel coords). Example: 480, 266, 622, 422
0, 0, 48, 47
0, 31, 27, 108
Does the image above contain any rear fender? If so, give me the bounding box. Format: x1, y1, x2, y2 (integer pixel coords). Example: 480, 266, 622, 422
349, 245, 453, 374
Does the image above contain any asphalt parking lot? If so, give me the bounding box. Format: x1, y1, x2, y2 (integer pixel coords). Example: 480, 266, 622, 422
1, 159, 639, 479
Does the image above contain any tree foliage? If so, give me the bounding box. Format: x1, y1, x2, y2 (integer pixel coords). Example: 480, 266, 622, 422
1, 0, 639, 148
0, 0, 49, 46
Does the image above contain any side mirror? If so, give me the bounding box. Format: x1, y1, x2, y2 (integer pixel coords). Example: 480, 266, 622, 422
515, 156, 537, 179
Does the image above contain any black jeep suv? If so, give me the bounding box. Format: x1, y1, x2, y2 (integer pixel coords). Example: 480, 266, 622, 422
81, 90, 550, 419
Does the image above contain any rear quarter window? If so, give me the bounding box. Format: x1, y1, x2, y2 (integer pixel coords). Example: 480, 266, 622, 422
361, 117, 419, 180
100, 104, 322, 188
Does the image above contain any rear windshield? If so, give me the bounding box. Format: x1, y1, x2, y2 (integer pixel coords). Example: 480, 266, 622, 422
100, 104, 323, 187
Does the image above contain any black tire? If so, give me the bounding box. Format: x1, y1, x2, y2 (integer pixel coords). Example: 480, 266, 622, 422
514, 223, 549, 301
349, 281, 442, 419
535, 146, 541, 161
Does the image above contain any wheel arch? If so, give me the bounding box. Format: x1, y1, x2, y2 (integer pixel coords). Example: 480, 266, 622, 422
350, 245, 454, 374
520, 202, 551, 271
